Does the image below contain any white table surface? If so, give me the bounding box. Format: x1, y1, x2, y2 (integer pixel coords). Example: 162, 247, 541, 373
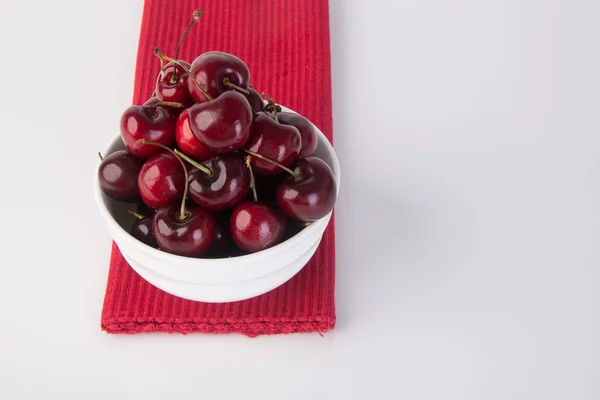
1, 0, 598, 398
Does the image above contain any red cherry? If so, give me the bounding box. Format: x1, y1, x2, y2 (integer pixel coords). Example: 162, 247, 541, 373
188, 91, 253, 153
187, 51, 250, 103
120, 105, 176, 158
152, 9, 201, 108
153, 204, 215, 256
98, 150, 143, 201
175, 108, 215, 161
137, 151, 185, 209
245, 112, 302, 175
230, 202, 286, 253
276, 157, 337, 221
187, 154, 250, 211
276, 112, 318, 158
155, 61, 192, 106
129, 213, 158, 248
243, 88, 264, 114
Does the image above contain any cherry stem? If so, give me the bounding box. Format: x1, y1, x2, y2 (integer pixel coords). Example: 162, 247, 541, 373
223, 77, 250, 94
98, 152, 103, 161
127, 210, 144, 220
245, 155, 258, 202
159, 57, 165, 78
172, 9, 203, 83
156, 101, 185, 108
262, 92, 279, 122
133, 139, 189, 221
242, 149, 301, 181
175, 10, 202, 60
154, 48, 213, 101
173, 149, 214, 176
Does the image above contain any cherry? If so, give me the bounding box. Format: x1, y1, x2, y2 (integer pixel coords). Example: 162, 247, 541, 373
230, 202, 286, 253
98, 150, 143, 201
153, 10, 202, 106
188, 91, 253, 153
120, 105, 176, 158
137, 151, 185, 209
245, 112, 301, 175
187, 51, 251, 103
153, 204, 215, 256
244, 87, 265, 114
155, 61, 192, 105
276, 112, 318, 158
128, 211, 158, 248
135, 139, 216, 256
143, 97, 160, 106
276, 157, 337, 221
183, 153, 250, 211
175, 108, 215, 161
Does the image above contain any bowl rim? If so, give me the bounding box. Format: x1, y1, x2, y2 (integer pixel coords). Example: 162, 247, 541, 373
93, 105, 340, 267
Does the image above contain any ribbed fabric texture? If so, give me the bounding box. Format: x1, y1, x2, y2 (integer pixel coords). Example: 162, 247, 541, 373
101, 0, 335, 337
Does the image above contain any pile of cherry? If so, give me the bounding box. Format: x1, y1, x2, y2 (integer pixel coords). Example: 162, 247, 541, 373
98, 10, 337, 258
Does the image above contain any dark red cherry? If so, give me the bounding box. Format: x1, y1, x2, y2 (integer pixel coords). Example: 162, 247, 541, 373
153, 204, 215, 256
246, 112, 302, 175
143, 97, 160, 106
131, 216, 158, 248
98, 150, 143, 201
230, 202, 286, 253
143, 96, 183, 118
155, 61, 192, 106
138, 151, 185, 209
188, 91, 252, 153
187, 51, 250, 103
120, 105, 176, 158
243, 88, 264, 114
175, 108, 216, 161
276, 157, 337, 221
276, 112, 318, 158
188, 154, 249, 211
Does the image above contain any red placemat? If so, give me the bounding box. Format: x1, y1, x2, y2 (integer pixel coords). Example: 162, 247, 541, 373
101, 0, 335, 337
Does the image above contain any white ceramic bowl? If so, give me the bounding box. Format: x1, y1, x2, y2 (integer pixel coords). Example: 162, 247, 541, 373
94, 106, 340, 303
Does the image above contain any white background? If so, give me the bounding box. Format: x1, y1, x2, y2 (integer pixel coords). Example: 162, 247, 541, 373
0, 0, 598, 398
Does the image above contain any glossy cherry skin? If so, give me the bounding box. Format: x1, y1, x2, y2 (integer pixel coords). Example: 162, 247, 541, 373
230, 202, 286, 253
131, 216, 158, 248
188, 91, 252, 153
137, 152, 185, 209
120, 105, 176, 158
188, 154, 249, 211
143, 96, 183, 118
243, 88, 264, 114
153, 204, 215, 256
98, 150, 144, 201
187, 51, 250, 103
155, 61, 192, 106
276, 112, 318, 158
246, 112, 302, 175
175, 108, 215, 161
276, 157, 337, 221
